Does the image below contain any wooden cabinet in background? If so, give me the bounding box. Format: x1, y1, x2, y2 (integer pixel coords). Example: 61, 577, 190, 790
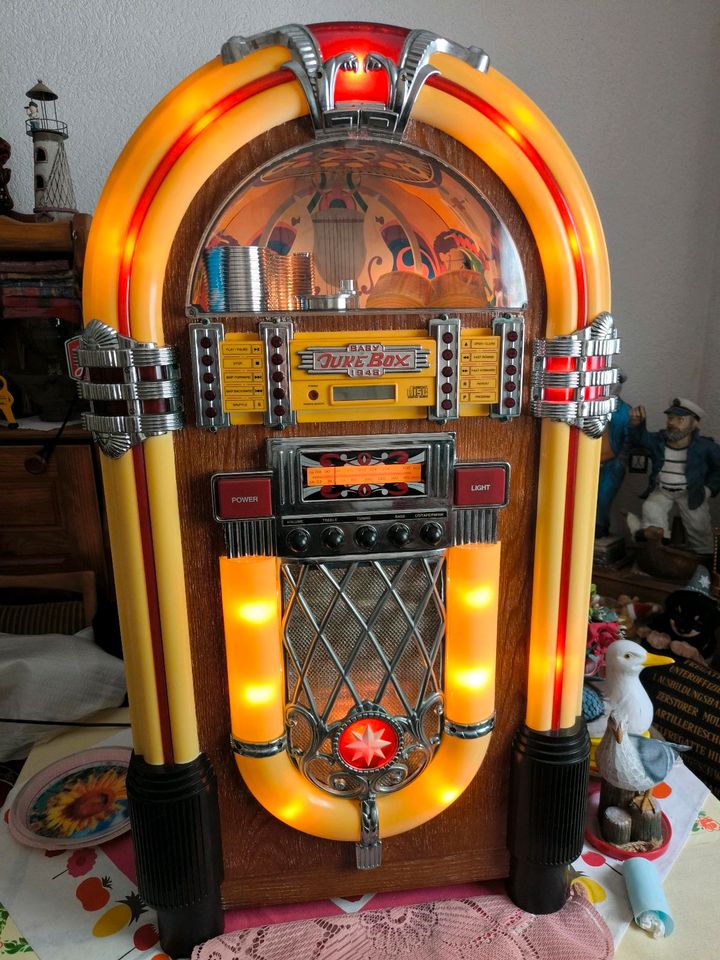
0, 214, 113, 603
0, 429, 112, 601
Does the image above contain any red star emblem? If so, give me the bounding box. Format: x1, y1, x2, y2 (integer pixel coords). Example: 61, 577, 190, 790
337, 717, 399, 771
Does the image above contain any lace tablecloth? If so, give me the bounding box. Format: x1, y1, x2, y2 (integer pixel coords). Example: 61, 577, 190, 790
192, 887, 612, 960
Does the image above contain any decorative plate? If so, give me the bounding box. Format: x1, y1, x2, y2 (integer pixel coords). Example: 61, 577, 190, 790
7, 747, 131, 850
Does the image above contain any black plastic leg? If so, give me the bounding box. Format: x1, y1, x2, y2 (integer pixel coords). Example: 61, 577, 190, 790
126, 752, 224, 958
507, 719, 589, 914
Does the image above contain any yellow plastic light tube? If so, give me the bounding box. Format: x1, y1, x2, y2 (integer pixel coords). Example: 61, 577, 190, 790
563, 432, 602, 725
525, 422, 570, 731
143, 434, 199, 761
99, 453, 164, 763
445, 542, 500, 723
220, 556, 284, 743
128, 83, 307, 345
427, 54, 610, 324
413, 85, 577, 340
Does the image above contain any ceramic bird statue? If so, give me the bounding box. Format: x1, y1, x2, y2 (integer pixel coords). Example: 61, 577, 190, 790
596, 712, 689, 796
586, 639, 673, 738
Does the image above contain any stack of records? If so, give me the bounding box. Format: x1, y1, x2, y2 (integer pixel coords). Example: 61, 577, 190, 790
203, 246, 228, 312
428, 270, 492, 308
225, 246, 277, 312
203, 245, 317, 313
286, 251, 315, 309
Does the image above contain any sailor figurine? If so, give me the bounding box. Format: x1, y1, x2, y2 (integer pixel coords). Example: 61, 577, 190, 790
629, 398, 720, 557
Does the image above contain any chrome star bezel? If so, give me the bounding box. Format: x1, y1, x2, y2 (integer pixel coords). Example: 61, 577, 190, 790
332, 702, 404, 774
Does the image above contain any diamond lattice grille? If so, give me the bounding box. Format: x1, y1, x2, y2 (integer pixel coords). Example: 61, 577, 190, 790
281, 557, 445, 726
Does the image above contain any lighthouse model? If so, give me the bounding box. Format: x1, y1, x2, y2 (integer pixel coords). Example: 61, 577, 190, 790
24, 81, 77, 220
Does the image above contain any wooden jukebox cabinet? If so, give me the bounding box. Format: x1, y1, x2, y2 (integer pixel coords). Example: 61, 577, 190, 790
71, 22, 620, 956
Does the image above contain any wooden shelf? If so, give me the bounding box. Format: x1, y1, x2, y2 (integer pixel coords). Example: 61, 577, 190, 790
593, 560, 683, 604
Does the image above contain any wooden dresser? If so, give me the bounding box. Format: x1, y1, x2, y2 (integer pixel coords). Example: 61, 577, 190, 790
0, 214, 113, 602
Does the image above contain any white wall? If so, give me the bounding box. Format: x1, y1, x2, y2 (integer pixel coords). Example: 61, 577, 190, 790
2, 0, 719, 522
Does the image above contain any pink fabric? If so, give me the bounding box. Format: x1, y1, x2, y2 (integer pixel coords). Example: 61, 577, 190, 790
192, 887, 613, 960
101, 832, 136, 883
223, 882, 494, 933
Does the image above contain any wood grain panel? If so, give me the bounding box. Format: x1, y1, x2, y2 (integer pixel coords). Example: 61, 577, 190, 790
0, 442, 110, 597
163, 118, 545, 907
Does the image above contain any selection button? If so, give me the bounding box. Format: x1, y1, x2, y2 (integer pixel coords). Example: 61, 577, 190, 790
454, 463, 509, 507
214, 473, 272, 519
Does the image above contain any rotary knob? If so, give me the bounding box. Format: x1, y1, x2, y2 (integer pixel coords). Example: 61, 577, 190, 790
354, 525, 378, 550
388, 523, 411, 547
286, 527, 311, 555
322, 526, 345, 551
420, 521, 444, 545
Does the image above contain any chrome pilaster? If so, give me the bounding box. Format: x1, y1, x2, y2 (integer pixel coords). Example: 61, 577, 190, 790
531, 312, 621, 438
66, 319, 183, 458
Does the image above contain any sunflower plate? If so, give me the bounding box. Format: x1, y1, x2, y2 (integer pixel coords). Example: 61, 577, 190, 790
7, 747, 131, 850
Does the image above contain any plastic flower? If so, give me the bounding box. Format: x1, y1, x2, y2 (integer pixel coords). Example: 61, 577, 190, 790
44, 768, 126, 837
586, 621, 620, 674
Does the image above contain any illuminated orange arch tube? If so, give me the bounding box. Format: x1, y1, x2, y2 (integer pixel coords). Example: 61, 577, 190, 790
83, 29, 610, 840
220, 545, 499, 840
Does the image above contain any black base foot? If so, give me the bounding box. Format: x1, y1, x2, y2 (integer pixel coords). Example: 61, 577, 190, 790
156, 897, 224, 959
507, 719, 589, 914
126, 752, 224, 958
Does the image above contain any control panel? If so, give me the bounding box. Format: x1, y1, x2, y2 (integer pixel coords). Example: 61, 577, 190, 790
191, 313, 524, 429
212, 434, 510, 559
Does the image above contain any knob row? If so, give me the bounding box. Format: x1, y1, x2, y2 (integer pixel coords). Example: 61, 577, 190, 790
285, 521, 445, 555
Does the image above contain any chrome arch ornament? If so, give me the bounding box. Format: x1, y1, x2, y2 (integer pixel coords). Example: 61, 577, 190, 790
286, 697, 444, 801
66, 319, 183, 458
220, 24, 489, 137
530, 312, 621, 438
286, 697, 444, 870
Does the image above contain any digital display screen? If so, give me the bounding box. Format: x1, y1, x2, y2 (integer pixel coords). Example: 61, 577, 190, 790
306, 463, 421, 486
301, 447, 427, 501
332, 385, 396, 403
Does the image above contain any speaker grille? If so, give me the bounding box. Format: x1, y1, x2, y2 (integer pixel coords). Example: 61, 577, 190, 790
280, 556, 445, 784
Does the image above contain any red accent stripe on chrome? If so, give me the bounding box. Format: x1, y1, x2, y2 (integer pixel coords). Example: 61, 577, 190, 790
132, 445, 174, 762
429, 74, 588, 730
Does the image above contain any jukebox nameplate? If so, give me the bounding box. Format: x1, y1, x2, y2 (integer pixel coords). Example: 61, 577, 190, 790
190, 314, 525, 427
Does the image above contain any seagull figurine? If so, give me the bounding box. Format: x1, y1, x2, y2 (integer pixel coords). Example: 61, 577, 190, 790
586, 639, 673, 738
596, 712, 690, 799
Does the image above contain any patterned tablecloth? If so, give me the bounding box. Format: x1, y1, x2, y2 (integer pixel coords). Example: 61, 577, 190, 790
0, 729, 713, 960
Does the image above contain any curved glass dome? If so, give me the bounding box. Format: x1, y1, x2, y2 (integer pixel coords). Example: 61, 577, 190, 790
191, 138, 527, 313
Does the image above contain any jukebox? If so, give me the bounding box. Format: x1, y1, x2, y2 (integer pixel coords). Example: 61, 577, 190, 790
70, 21, 620, 957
